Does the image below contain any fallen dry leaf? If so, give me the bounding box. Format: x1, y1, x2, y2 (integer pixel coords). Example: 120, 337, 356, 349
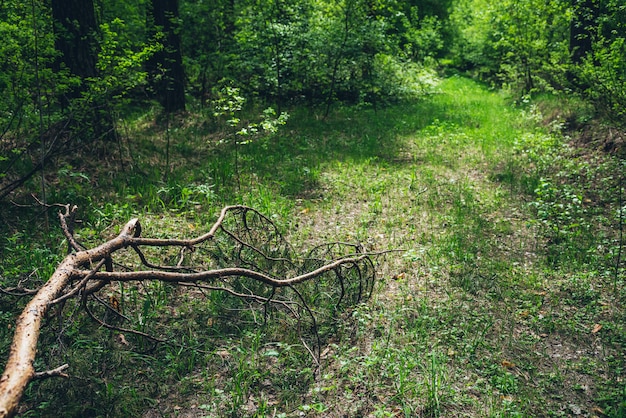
321, 346, 331, 359
216, 349, 230, 359
501, 360, 516, 369
591, 323, 603, 334
592, 406, 605, 415
116, 333, 129, 346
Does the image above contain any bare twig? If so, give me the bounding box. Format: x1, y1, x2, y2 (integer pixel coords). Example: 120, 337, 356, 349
84, 300, 165, 343
0, 287, 39, 296
71, 256, 369, 287
33, 364, 69, 380
177, 282, 299, 316
48, 258, 107, 305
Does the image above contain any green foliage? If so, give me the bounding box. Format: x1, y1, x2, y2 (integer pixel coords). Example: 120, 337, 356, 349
0, 0, 60, 154
181, 0, 447, 108
450, 0, 626, 124
530, 177, 593, 264
66, 17, 162, 141
210, 84, 290, 191
579, 36, 626, 124
92, 18, 161, 103
403, 14, 444, 62
450, 0, 571, 93
511, 109, 623, 272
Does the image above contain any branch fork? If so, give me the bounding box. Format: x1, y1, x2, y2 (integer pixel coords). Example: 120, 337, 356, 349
0, 205, 375, 417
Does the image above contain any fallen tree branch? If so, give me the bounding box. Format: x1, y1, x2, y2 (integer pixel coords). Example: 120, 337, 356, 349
0, 204, 376, 417
71, 257, 369, 286
33, 365, 70, 381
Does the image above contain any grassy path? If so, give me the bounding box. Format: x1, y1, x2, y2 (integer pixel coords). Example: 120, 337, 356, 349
8, 76, 623, 417
258, 76, 617, 417
285, 76, 541, 417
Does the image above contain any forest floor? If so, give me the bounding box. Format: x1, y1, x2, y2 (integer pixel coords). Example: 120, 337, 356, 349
248, 76, 623, 418
139, 76, 625, 417
2, 76, 625, 417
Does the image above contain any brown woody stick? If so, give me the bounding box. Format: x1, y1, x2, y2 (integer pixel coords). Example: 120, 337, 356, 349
0, 205, 373, 417
0, 208, 140, 418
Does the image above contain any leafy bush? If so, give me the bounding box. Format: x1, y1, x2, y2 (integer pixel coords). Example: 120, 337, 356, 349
451, 0, 570, 94
579, 37, 626, 125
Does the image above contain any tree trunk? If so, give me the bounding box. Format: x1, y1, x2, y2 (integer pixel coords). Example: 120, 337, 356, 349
147, 0, 186, 113
569, 0, 599, 65
50, 0, 116, 140
50, 0, 99, 101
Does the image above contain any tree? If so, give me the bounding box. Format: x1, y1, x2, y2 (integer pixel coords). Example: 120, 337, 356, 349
146, 0, 186, 112
179, 0, 442, 109
50, 0, 99, 103
569, 0, 599, 65
0, 0, 59, 201
450, 0, 571, 93
180, 0, 239, 105
0, 205, 375, 417
575, 0, 626, 123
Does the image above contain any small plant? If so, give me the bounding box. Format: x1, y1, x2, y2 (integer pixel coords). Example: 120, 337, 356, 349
424, 350, 446, 417
212, 85, 289, 190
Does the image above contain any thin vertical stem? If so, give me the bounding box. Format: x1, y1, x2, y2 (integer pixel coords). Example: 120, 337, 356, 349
324, 0, 352, 119
615, 160, 624, 295
32, 0, 48, 229
164, 112, 170, 182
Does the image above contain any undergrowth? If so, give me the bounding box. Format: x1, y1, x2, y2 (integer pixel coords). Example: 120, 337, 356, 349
0, 76, 624, 417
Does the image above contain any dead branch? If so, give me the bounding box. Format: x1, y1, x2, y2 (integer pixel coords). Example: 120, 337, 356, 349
0, 205, 375, 418
33, 365, 69, 381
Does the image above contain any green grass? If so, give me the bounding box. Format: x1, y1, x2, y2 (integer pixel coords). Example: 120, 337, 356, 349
1, 75, 624, 417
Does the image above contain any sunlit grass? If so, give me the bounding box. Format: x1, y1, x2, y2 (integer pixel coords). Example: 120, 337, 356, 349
1, 76, 624, 417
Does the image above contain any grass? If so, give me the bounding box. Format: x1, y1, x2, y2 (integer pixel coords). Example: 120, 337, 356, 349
1, 75, 625, 417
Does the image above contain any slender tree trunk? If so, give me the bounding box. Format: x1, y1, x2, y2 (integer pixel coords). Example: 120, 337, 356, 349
270, 0, 283, 113
147, 0, 186, 113
568, 0, 600, 87
324, 1, 353, 118
570, 0, 598, 65
50, 0, 98, 102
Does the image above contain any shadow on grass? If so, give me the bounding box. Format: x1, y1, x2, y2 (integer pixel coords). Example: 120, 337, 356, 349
230, 83, 491, 198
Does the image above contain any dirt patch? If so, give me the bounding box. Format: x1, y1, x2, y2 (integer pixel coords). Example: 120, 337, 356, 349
573, 123, 626, 157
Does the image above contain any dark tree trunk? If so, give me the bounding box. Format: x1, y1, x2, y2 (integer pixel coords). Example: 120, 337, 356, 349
570, 0, 599, 65
147, 0, 186, 113
50, 0, 115, 141
50, 0, 99, 102
225, 0, 236, 38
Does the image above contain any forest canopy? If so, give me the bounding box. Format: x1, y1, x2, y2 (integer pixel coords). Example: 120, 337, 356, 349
2, 0, 624, 176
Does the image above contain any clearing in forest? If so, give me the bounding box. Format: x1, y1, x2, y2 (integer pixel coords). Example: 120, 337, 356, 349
8, 76, 624, 417
235, 75, 621, 417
